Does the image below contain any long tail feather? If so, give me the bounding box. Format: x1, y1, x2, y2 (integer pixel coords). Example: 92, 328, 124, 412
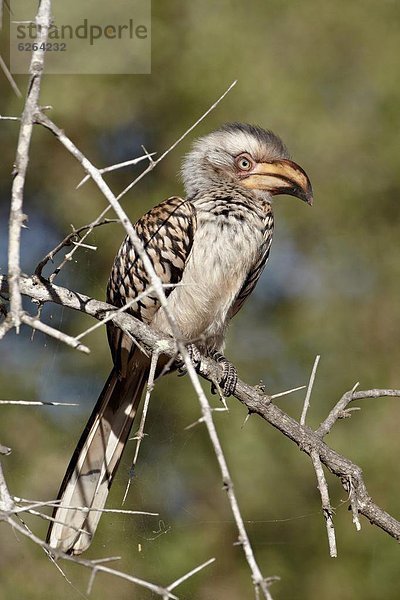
47, 362, 147, 555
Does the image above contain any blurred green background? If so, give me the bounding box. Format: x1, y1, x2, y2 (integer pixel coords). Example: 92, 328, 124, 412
1, 1, 400, 598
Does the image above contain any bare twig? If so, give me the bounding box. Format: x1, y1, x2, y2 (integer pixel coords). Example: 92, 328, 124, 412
1, 516, 177, 599
7, 0, 52, 333
0, 115, 21, 121
185, 406, 228, 430
310, 450, 337, 558
166, 557, 216, 592
115, 80, 237, 203
300, 355, 320, 426
76, 152, 157, 189
21, 313, 90, 354
0, 400, 78, 406
48, 557, 86, 597
271, 385, 306, 400
27, 509, 91, 534
181, 360, 275, 600
0, 54, 22, 98
122, 350, 159, 504
12, 497, 158, 517
0, 461, 14, 511
0, 318, 14, 341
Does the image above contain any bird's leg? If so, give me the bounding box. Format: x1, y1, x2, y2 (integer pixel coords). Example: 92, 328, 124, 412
210, 351, 238, 397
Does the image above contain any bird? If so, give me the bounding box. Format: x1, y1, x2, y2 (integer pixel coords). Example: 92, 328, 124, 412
46, 122, 313, 555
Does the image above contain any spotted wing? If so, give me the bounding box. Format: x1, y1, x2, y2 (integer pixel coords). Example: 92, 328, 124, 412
106, 196, 196, 371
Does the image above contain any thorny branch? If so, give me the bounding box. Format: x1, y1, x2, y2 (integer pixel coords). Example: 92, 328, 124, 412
6, 0, 52, 333
300, 355, 338, 555
122, 350, 160, 504
300, 354, 320, 426
310, 450, 337, 558
0, 512, 176, 598
12, 497, 158, 517
0, 467, 214, 597
0, 54, 22, 98
316, 387, 400, 438
0, 461, 13, 511
0, 400, 78, 406
1, 272, 400, 547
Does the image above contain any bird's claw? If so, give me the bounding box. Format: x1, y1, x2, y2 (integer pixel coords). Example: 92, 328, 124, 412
177, 347, 237, 397
177, 344, 203, 376
211, 352, 238, 397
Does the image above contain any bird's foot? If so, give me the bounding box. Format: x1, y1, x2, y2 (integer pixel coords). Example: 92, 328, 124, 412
210, 352, 238, 397
177, 343, 203, 376
177, 346, 237, 397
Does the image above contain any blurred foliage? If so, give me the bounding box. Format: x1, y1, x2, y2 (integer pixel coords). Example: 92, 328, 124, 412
1, 1, 400, 598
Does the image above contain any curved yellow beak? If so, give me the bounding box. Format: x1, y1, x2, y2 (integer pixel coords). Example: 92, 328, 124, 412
242, 159, 313, 205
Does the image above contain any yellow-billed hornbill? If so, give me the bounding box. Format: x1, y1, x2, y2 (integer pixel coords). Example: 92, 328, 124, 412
47, 122, 313, 555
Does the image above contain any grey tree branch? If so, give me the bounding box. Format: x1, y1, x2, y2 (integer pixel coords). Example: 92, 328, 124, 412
6, 0, 52, 333
166, 557, 216, 594
316, 387, 400, 438
1, 272, 400, 544
300, 354, 320, 426
0, 400, 78, 406
76, 151, 157, 189
310, 450, 337, 558
122, 350, 160, 504
0, 461, 14, 511
0, 54, 22, 98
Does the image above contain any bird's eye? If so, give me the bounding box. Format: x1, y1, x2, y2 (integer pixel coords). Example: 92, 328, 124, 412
236, 154, 253, 171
